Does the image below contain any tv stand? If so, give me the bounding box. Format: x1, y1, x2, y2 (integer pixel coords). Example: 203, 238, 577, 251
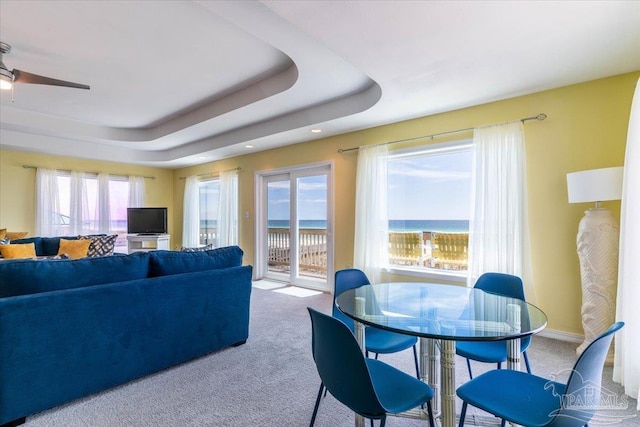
127, 234, 170, 253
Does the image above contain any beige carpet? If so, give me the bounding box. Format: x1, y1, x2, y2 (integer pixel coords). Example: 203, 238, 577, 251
24, 286, 638, 426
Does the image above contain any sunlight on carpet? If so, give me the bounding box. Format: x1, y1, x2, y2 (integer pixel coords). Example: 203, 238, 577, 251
273, 286, 323, 298
252, 280, 287, 290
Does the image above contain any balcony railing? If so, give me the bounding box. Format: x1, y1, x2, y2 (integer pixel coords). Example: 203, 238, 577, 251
201, 227, 468, 275
389, 231, 469, 271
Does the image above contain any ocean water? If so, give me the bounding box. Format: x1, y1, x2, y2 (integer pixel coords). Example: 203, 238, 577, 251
265, 219, 469, 232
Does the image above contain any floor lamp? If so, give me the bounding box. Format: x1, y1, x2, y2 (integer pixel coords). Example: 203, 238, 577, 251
567, 166, 623, 364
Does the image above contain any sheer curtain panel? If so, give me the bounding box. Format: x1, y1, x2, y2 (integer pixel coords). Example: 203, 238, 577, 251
182, 176, 200, 248
217, 169, 238, 247
97, 173, 111, 233
614, 76, 640, 408
36, 168, 62, 237
467, 122, 537, 304
128, 176, 145, 207
353, 144, 389, 284
68, 171, 88, 235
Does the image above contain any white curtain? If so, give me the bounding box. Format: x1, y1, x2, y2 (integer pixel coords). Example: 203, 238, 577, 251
467, 122, 537, 304
217, 169, 238, 247
35, 168, 62, 237
354, 144, 389, 284
182, 175, 200, 248
128, 176, 145, 207
614, 76, 640, 408
97, 173, 111, 233
68, 171, 88, 235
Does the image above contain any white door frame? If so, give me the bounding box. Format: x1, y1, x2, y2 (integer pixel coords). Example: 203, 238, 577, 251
255, 161, 334, 292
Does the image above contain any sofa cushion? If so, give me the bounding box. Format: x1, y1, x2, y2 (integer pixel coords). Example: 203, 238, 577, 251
0, 252, 151, 297
6, 231, 28, 241
148, 245, 243, 277
58, 238, 91, 259
0, 243, 36, 259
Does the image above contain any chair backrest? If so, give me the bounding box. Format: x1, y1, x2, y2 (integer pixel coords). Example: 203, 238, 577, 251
332, 268, 370, 329
474, 273, 530, 347
474, 273, 525, 300
547, 322, 624, 427
307, 307, 385, 418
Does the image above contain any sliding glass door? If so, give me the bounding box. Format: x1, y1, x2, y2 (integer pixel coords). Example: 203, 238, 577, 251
256, 162, 333, 291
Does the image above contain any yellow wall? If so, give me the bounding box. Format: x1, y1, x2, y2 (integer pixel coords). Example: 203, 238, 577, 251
174, 71, 638, 336
1, 71, 636, 336
0, 150, 175, 239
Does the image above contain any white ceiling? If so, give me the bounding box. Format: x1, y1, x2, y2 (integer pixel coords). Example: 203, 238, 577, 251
1, 1, 639, 168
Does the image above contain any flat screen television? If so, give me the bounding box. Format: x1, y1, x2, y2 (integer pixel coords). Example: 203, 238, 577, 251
127, 207, 168, 235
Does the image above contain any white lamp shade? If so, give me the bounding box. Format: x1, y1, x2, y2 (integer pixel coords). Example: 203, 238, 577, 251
566, 166, 623, 203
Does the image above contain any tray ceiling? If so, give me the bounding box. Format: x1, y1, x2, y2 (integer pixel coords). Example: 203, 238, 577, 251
1, 1, 639, 167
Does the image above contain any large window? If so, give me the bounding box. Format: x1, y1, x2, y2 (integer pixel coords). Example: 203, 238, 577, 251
387, 141, 472, 274
54, 173, 133, 252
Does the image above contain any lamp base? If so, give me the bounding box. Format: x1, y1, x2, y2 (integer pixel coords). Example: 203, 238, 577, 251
575, 208, 619, 365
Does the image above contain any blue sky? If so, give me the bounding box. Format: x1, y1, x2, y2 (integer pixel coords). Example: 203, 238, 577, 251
266, 148, 472, 222
268, 175, 327, 220
388, 149, 472, 220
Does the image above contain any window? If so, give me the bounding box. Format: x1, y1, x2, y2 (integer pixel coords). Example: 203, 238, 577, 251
199, 179, 220, 245
55, 173, 134, 252
387, 140, 472, 275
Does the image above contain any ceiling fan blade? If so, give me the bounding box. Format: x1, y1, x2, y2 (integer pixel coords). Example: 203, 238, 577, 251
12, 69, 90, 90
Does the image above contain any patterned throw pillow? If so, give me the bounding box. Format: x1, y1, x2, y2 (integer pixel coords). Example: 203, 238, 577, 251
180, 244, 215, 252
79, 234, 118, 257
38, 254, 70, 260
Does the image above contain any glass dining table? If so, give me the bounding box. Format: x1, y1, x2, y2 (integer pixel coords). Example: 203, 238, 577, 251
336, 282, 548, 427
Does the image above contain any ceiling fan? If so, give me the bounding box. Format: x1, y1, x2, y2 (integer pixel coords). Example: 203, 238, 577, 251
0, 41, 90, 91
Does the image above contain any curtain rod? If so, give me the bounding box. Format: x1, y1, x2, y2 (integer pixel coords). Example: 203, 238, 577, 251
337, 113, 547, 153
178, 166, 241, 180
22, 165, 155, 180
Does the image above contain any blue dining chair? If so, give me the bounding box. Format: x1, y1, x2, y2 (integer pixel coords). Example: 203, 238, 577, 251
307, 308, 435, 427
455, 272, 532, 378
333, 268, 420, 379
456, 321, 624, 427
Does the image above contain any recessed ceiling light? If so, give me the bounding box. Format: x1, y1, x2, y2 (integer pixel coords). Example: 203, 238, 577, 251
245, 144, 254, 149
311, 128, 322, 133
198, 155, 208, 159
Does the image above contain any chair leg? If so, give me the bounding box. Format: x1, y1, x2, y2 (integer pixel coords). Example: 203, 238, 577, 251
459, 402, 468, 427
497, 362, 502, 370
309, 383, 324, 427
523, 351, 532, 373
466, 358, 473, 379
375, 353, 380, 360
380, 415, 386, 427
427, 400, 435, 427
500, 419, 506, 427
412, 344, 420, 379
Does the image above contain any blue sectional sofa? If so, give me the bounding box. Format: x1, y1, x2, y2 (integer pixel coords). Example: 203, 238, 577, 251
0, 246, 253, 426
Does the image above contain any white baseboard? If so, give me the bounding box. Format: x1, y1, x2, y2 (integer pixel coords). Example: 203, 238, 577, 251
537, 328, 583, 343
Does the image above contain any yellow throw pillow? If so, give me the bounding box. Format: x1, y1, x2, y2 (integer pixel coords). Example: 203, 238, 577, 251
0, 228, 6, 239
58, 238, 91, 259
0, 243, 36, 259
6, 231, 29, 241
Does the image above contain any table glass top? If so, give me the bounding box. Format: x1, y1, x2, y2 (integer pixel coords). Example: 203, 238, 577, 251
335, 282, 547, 341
